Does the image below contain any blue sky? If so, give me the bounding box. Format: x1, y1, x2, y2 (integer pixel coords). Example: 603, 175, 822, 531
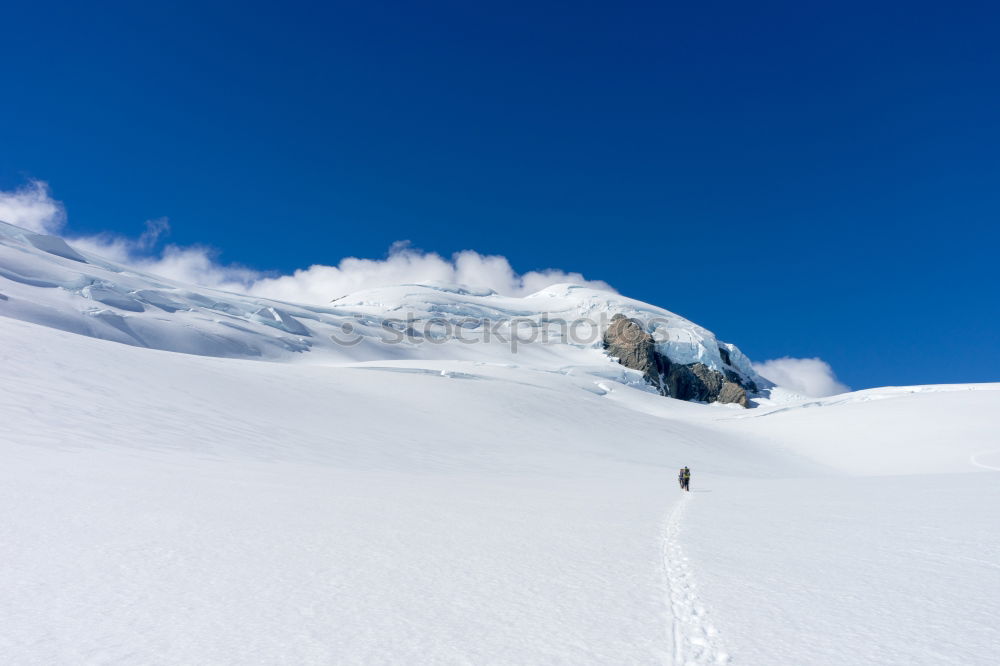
2, 1, 998, 389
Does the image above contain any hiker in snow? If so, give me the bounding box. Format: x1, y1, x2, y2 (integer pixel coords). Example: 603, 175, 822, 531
678, 466, 691, 491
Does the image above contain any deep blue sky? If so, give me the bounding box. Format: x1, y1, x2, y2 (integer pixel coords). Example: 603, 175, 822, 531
2, 1, 998, 388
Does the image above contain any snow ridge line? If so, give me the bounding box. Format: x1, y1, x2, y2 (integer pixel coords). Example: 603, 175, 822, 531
662, 494, 730, 665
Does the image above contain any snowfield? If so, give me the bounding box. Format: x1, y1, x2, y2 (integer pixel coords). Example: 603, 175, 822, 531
1, 223, 998, 664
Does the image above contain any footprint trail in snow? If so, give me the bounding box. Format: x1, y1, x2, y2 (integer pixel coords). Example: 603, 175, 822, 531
663, 494, 730, 665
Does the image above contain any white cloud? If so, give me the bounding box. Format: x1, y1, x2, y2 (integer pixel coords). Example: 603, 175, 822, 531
137, 217, 170, 250
67, 217, 171, 262
250, 242, 614, 303
0, 180, 66, 234
70, 231, 260, 294
0, 181, 612, 302
136, 245, 262, 293
753, 357, 850, 397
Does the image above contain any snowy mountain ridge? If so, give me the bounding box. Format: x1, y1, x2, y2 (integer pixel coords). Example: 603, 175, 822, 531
0, 219, 765, 401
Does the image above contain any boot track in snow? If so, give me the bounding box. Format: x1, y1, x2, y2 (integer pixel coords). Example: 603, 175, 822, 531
663, 494, 730, 665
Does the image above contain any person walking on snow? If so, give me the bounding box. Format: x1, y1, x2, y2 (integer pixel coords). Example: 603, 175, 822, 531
678, 466, 691, 491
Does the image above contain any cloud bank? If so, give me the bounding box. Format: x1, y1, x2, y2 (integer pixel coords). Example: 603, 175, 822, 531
753, 357, 850, 397
0, 181, 613, 302
250, 242, 613, 302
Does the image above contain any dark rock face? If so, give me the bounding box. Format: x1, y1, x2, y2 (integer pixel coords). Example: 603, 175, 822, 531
718, 346, 733, 366
664, 363, 722, 403
602, 314, 670, 394
717, 381, 750, 408
603, 314, 752, 407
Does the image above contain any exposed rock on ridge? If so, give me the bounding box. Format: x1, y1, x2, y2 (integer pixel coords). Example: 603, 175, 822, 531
603, 314, 751, 407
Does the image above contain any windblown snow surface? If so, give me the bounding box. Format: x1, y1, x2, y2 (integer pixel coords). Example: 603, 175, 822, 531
1, 222, 997, 665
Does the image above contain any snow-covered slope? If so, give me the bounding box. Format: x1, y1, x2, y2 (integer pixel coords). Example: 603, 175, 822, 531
1, 222, 998, 664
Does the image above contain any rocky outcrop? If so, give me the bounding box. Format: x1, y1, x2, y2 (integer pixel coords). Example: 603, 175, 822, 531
664, 362, 722, 402
603, 314, 752, 407
602, 314, 670, 393
717, 381, 750, 408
